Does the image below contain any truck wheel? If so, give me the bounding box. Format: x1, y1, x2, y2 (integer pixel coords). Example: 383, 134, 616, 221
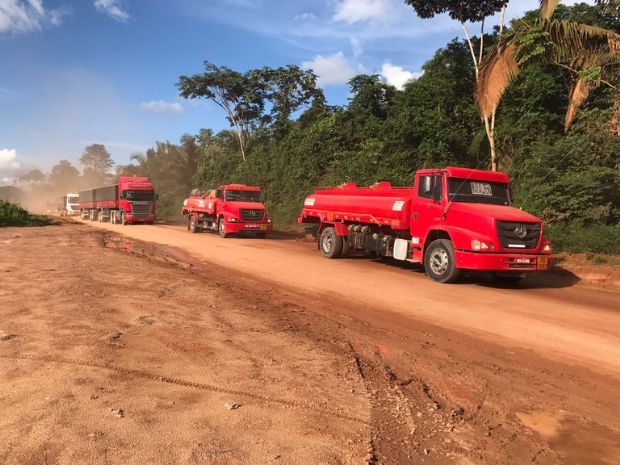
319, 227, 342, 259
424, 239, 460, 283
218, 219, 229, 238
189, 216, 198, 233
121, 213, 127, 225
111, 213, 116, 224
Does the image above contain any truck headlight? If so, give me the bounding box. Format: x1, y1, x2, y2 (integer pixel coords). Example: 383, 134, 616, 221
542, 242, 552, 253
228, 217, 237, 223
471, 239, 493, 251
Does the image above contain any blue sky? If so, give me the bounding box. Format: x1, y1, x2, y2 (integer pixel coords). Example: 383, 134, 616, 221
0, 0, 587, 183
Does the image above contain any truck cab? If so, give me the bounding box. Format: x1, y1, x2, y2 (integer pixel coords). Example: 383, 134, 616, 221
114, 176, 156, 224
408, 167, 551, 282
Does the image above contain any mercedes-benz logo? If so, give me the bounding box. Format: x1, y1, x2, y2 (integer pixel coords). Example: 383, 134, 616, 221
250, 211, 257, 216
514, 224, 528, 239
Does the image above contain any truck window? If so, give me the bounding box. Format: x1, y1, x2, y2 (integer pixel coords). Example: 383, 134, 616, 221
448, 178, 510, 206
225, 190, 261, 202
419, 175, 442, 201
124, 190, 154, 201
217, 189, 224, 200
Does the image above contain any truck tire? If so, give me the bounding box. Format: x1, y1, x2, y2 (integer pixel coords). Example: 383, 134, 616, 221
111, 212, 116, 224
424, 239, 460, 283
189, 215, 198, 233
319, 227, 342, 259
218, 218, 229, 238
121, 212, 127, 226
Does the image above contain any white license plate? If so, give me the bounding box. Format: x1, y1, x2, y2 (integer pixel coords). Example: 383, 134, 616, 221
245, 224, 259, 229
515, 258, 530, 264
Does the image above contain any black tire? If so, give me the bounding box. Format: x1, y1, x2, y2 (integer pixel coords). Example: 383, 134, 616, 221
424, 239, 460, 283
319, 227, 343, 259
341, 236, 349, 257
121, 212, 127, 226
189, 215, 198, 234
492, 274, 524, 286
218, 218, 229, 238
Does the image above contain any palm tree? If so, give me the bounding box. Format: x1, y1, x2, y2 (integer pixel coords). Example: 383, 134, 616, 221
477, 0, 620, 145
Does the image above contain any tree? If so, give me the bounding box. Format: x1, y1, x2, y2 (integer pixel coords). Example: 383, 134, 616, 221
18, 169, 46, 185
178, 62, 267, 161
80, 144, 114, 182
405, 0, 509, 171
476, 0, 620, 134
49, 160, 80, 193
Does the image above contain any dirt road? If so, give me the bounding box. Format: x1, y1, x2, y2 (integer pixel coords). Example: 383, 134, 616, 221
1, 222, 619, 465
79, 219, 620, 376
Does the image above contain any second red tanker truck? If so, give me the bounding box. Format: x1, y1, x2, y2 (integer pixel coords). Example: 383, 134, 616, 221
299, 167, 552, 284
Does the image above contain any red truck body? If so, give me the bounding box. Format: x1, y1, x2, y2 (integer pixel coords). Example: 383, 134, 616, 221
298, 167, 552, 283
79, 176, 156, 225
182, 183, 273, 237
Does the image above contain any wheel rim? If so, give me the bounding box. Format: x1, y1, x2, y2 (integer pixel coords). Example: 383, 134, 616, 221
429, 247, 449, 275
219, 221, 224, 234
321, 234, 333, 254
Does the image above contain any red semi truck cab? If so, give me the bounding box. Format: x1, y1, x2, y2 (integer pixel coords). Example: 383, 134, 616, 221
79, 176, 156, 225
182, 184, 273, 238
298, 167, 552, 283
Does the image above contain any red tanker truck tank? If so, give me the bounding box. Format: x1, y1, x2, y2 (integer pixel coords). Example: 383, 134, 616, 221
181, 184, 273, 238
79, 176, 156, 225
298, 167, 552, 284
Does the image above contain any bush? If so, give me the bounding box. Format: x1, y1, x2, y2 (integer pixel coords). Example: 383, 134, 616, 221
0, 200, 53, 227
545, 223, 620, 254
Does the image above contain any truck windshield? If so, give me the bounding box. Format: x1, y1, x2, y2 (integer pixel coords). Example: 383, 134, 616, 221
226, 190, 260, 202
448, 178, 510, 206
125, 190, 154, 201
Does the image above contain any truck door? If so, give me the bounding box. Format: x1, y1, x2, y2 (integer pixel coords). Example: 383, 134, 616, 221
410, 173, 444, 247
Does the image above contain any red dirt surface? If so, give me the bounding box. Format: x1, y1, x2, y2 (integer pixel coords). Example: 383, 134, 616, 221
1, 221, 619, 464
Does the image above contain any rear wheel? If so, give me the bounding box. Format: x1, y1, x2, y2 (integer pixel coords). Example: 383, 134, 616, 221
319, 227, 342, 259
424, 239, 460, 283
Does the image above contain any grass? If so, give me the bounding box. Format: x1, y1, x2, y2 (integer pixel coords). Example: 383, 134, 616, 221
0, 200, 54, 227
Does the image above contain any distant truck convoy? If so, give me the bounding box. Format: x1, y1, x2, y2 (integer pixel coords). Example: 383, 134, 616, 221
181, 184, 273, 237
79, 176, 156, 225
58, 193, 80, 216
298, 167, 552, 284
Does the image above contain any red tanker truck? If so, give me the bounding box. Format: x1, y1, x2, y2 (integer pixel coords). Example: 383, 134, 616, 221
181, 183, 273, 238
298, 167, 552, 284
79, 176, 156, 225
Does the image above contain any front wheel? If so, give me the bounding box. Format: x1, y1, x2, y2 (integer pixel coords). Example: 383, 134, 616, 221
218, 219, 229, 238
189, 215, 198, 233
121, 212, 127, 225
424, 239, 460, 283
319, 227, 343, 259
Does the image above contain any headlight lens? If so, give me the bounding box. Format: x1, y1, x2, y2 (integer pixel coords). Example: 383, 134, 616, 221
228, 217, 237, 222
543, 242, 551, 253
471, 239, 493, 251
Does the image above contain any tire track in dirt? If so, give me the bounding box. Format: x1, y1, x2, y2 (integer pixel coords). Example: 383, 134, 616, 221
0, 353, 368, 425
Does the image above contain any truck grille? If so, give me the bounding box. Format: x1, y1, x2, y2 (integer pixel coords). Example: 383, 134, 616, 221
240, 209, 264, 221
130, 202, 152, 217
496, 221, 541, 249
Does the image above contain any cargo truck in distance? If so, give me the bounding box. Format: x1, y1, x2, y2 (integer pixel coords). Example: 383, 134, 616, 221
298, 167, 552, 284
182, 184, 273, 238
79, 176, 156, 225
58, 193, 80, 216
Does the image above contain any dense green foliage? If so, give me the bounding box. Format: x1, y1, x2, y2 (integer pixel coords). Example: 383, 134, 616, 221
0, 200, 53, 227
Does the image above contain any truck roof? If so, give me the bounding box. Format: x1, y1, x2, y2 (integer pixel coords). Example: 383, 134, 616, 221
220, 184, 261, 192
416, 167, 510, 183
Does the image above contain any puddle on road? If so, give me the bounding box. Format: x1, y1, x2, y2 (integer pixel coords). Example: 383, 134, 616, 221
517, 410, 620, 465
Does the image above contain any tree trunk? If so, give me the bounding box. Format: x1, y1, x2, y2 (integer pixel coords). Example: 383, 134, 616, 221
236, 128, 246, 162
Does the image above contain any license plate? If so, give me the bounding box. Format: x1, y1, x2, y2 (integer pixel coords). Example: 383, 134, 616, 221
245, 224, 259, 229
537, 257, 550, 270
515, 258, 530, 264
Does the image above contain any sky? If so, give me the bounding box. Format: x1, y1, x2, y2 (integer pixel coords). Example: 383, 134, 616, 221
0, 0, 590, 183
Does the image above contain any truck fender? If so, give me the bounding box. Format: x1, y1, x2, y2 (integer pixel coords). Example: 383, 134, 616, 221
422, 229, 452, 261
334, 222, 348, 237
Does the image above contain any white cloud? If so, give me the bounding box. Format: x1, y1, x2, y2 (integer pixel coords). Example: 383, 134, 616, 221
302, 52, 366, 86
293, 12, 316, 21
0, 148, 20, 170
333, 0, 389, 24
140, 100, 184, 116
0, 0, 69, 33
381, 63, 421, 90
94, 0, 129, 22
